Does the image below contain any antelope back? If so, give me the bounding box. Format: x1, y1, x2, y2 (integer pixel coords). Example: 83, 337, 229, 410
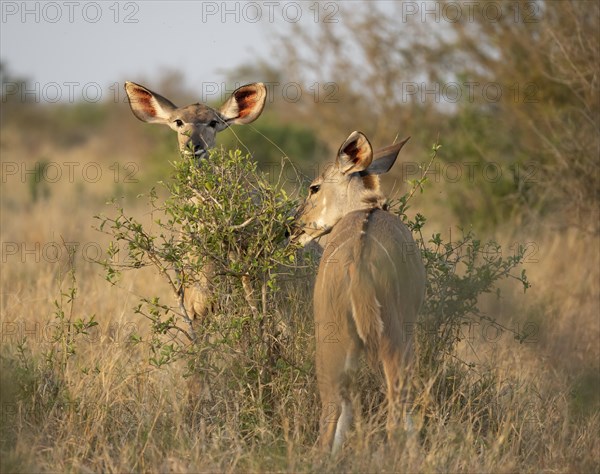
314, 207, 425, 365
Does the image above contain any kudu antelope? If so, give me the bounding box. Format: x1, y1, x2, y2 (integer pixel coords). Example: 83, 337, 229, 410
124, 81, 267, 324
124, 81, 266, 157
293, 131, 426, 453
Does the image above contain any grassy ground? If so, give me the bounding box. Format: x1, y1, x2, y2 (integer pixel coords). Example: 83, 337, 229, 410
1, 136, 598, 473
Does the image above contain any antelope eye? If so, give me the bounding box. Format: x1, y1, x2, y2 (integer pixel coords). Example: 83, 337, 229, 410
208, 120, 219, 128
174, 119, 184, 127
309, 184, 321, 195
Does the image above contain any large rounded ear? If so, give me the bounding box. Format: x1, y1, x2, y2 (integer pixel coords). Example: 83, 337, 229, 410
337, 131, 373, 175
124, 81, 177, 124
367, 136, 410, 175
219, 82, 267, 125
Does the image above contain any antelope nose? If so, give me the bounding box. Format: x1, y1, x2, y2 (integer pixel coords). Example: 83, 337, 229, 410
194, 145, 207, 157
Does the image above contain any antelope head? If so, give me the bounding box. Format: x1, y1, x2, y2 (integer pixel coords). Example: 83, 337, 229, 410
294, 131, 410, 245
124, 81, 267, 158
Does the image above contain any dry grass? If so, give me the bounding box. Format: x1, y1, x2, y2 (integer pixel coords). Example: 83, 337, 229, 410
1, 136, 598, 473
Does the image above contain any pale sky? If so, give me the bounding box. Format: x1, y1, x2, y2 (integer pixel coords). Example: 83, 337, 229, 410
0, 0, 332, 101
1, 1, 410, 104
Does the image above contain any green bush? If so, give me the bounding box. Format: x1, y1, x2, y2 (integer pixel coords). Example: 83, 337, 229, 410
96, 148, 318, 440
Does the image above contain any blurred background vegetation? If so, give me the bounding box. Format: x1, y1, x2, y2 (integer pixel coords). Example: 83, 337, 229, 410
267, 0, 599, 232
2, 1, 597, 232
